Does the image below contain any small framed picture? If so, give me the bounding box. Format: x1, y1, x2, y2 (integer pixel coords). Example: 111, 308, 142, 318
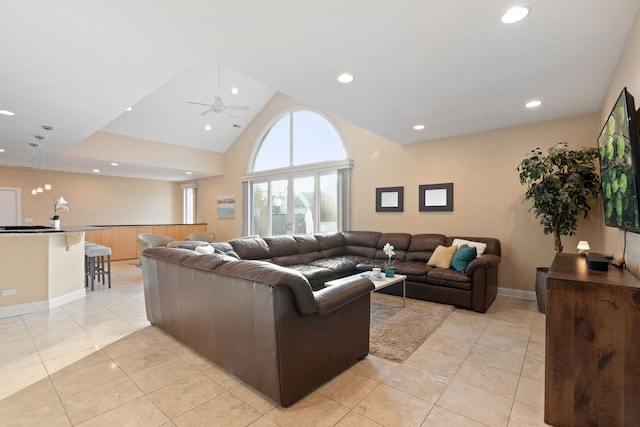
419, 183, 453, 212
376, 186, 404, 212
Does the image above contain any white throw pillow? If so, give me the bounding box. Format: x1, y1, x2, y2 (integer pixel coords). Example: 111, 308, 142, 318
195, 245, 215, 255
451, 238, 487, 258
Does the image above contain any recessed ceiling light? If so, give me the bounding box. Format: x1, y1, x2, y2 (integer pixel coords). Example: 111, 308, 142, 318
204, 124, 212, 131
525, 100, 542, 108
502, 6, 530, 24
231, 87, 239, 95
125, 107, 132, 112
0, 110, 15, 116
111, 162, 119, 166
186, 171, 193, 175
413, 124, 425, 131
337, 73, 355, 84
0, 148, 5, 153
92, 169, 100, 173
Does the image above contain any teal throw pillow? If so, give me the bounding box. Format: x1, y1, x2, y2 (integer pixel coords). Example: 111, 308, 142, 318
451, 244, 477, 273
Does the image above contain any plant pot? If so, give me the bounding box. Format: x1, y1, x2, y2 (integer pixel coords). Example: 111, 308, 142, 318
535, 267, 549, 314
50, 219, 60, 229
385, 267, 396, 278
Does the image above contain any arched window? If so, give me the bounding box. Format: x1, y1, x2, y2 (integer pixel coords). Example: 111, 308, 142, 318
244, 109, 351, 236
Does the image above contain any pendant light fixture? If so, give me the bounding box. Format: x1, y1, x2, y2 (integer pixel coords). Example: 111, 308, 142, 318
35, 135, 44, 193
42, 125, 53, 191
29, 142, 39, 195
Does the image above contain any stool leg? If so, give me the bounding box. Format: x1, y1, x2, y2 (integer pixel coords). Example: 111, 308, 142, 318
85, 255, 89, 288
98, 256, 104, 284
89, 256, 95, 291
107, 255, 111, 288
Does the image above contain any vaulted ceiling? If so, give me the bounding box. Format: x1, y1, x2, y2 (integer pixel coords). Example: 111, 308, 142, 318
1, 1, 639, 181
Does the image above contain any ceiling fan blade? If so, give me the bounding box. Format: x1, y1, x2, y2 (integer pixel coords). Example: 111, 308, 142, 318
225, 105, 250, 111
186, 101, 212, 107
200, 109, 213, 116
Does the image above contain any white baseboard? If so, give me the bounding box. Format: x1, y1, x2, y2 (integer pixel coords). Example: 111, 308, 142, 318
0, 300, 49, 319
0, 289, 86, 319
497, 287, 537, 301
49, 288, 86, 309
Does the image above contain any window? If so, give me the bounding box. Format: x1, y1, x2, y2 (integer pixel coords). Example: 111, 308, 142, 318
244, 109, 351, 236
182, 184, 197, 224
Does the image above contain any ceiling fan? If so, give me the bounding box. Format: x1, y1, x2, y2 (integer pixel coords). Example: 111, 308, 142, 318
186, 65, 249, 116
186, 96, 249, 116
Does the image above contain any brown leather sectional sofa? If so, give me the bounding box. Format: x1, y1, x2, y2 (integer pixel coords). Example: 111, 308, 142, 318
141, 230, 500, 406
224, 231, 501, 313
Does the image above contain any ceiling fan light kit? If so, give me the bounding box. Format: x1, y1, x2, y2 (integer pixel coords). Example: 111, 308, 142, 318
186, 65, 250, 117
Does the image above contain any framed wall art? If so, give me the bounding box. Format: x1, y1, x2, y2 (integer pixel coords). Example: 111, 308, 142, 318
419, 183, 453, 212
217, 195, 236, 219
376, 186, 404, 212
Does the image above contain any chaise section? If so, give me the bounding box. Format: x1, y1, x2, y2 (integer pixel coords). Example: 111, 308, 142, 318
142, 247, 375, 407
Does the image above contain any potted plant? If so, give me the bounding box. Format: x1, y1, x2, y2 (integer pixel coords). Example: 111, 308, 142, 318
50, 196, 70, 228
383, 243, 396, 277
517, 142, 600, 312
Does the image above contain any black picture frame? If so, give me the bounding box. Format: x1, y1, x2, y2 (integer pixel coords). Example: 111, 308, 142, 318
376, 186, 404, 212
419, 183, 453, 212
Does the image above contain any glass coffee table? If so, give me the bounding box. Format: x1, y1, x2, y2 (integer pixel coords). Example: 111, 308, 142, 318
325, 272, 407, 307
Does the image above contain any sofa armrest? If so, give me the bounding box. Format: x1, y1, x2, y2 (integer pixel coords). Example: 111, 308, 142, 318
465, 253, 501, 276
315, 278, 374, 315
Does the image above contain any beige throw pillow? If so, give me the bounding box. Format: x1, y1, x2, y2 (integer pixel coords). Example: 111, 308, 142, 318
427, 245, 458, 269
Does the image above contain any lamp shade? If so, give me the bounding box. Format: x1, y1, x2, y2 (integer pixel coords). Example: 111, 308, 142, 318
577, 241, 590, 254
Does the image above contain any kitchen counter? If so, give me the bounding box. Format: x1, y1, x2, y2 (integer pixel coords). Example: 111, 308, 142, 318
0, 225, 104, 234
0, 228, 98, 318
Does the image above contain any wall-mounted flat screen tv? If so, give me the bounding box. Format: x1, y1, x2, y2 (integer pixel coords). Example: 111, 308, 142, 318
597, 87, 640, 232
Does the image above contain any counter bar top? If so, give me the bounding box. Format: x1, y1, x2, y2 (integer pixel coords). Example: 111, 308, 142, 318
0, 225, 105, 234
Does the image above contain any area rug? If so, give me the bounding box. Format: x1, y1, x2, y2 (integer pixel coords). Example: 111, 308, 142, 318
369, 293, 455, 363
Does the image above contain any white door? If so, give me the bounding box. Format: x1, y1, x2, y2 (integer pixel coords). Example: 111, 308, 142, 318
0, 187, 20, 226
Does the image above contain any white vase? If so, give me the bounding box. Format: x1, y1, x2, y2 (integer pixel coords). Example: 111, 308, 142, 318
50, 219, 60, 229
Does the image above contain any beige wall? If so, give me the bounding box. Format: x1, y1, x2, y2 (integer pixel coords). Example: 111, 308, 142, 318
72, 131, 226, 177
8, 10, 640, 292
600, 10, 640, 278
195, 92, 604, 293
0, 166, 181, 225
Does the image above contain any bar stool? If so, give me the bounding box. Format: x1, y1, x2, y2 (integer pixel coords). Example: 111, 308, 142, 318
85, 243, 112, 291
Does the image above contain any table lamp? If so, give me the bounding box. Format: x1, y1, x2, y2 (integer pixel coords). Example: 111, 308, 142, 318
577, 241, 590, 255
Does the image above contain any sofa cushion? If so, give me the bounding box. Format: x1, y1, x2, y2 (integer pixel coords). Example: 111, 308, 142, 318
195, 245, 215, 255
294, 235, 325, 264
288, 265, 336, 290
210, 242, 241, 259
374, 233, 412, 261
264, 235, 299, 257
228, 237, 271, 260
447, 236, 500, 257
427, 245, 458, 269
315, 232, 346, 258
451, 238, 486, 257
426, 268, 472, 290
451, 244, 477, 272
405, 234, 447, 262
393, 260, 430, 276
311, 255, 368, 274
343, 231, 380, 258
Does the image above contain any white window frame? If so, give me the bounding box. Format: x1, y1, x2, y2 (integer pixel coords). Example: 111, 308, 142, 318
181, 183, 197, 224
243, 108, 351, 236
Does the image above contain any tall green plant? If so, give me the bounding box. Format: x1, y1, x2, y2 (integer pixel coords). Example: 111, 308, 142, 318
517, 142, 600, 253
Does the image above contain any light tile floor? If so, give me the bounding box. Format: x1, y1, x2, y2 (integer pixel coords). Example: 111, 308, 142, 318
0, 261, 550, 426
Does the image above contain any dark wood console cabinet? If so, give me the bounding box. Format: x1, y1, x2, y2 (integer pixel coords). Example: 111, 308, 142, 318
545, 253, 640, 426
